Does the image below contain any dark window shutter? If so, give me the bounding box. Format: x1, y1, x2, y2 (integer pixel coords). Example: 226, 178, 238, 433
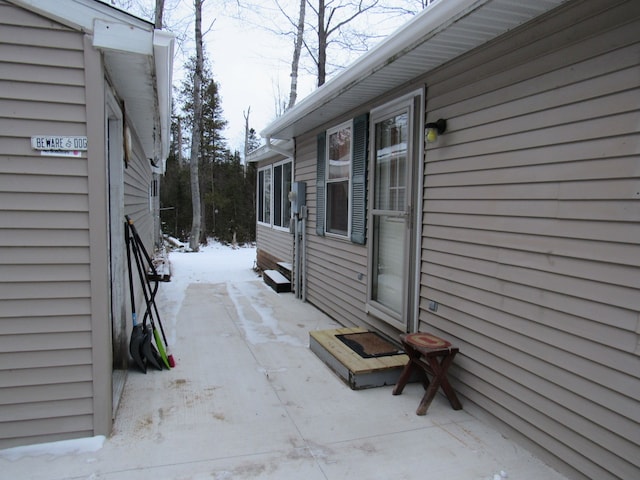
351, 113, 368, 244
316, 131, 326, 236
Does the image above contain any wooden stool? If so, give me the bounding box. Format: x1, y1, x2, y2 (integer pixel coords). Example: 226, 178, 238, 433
392, 333, 462, 415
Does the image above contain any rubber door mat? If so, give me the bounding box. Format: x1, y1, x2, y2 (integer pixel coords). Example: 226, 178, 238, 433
335, 331, 403, 359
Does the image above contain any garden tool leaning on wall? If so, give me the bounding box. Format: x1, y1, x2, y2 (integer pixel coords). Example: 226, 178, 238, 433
125, 216, 174, 372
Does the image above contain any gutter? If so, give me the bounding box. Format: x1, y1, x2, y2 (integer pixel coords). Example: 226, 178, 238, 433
246, 138, 295, 163
265, 137, 294, 159
153, 30, 175, 171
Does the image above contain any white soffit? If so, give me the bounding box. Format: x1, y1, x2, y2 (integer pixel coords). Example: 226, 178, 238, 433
262, 0, 568, 140
102, 31, 174, 168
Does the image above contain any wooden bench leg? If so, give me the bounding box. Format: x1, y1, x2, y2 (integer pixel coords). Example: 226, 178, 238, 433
432, 353, 462, 410
392, 355, 418, 396
415, 352, 462, 415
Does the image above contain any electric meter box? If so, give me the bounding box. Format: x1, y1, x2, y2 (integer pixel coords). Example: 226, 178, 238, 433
289, 181, 306, 215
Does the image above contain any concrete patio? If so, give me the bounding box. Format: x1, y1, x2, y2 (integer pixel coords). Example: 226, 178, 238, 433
0, 272, 570, 479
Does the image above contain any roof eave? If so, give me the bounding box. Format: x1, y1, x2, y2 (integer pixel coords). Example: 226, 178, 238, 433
261, 0, 568, 140
246, 139, 295, 163
10, 0, 152, 33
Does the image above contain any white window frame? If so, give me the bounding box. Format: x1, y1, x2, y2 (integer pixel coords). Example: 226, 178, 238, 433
257, 159, 293, 230
272, 159, 293, 231
257, 166, 272, 226
325, 120, 353, 238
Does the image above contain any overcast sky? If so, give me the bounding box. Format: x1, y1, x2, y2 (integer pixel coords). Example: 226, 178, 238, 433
200, 7, 317, 153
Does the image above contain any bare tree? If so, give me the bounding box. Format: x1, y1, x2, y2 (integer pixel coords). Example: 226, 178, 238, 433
288, 0, 306, 108
189, 0, 205, 252
306, 0, 382, 86
155, 0, 165, 28
175, 115, 184, 163
243, 106, 251, 164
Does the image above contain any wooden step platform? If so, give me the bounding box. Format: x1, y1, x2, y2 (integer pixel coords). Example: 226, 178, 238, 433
276, 262, 292, 281
309, 327, 410, 390
263, 269, 291, 293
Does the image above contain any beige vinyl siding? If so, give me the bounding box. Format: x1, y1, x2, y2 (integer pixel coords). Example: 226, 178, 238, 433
0, 1, 93, 448
256, 225, 292, 267
255, 157, 294, 268
296, 135, 369, 329
418, 1, 640, 479
124, 137, 155, 248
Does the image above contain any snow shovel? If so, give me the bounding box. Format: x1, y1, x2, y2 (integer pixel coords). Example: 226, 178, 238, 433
141, 325, 164, 370
126, 221, 147, 373
137, 239, 175, 368
127, 218, 167, 370
127, 216, 174, 368
133, 243, 164, 371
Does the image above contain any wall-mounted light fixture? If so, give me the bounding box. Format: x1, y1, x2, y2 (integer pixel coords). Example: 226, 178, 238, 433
425, 119, 447, 143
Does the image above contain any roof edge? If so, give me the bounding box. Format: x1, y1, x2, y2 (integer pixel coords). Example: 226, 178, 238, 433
10, 0, 154, 33
260, 0, 489, 139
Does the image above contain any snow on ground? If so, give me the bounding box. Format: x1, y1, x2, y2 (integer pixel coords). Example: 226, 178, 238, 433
0, 436, 105, 461
156, 239, 259, 344
167, 239, 258, 285
227, 281, 305, 347
0, 240, 257, 461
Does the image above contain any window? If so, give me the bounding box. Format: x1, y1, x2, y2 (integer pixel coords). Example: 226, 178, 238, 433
257, 160, 292, 228
257, 167, 271, 224
325, 122, 352, 236
273, 161, 292, 228
316, 114, 368, 243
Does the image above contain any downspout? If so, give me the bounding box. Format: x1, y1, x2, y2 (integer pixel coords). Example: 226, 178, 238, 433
265, 136, 294, 159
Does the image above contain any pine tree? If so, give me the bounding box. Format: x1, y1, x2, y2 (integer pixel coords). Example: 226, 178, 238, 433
160, 113, 192, 240
179, 54, 229, 244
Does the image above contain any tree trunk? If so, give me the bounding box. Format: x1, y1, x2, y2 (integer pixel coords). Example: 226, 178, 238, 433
317, 0, 326, 86
243, 107, 250, 175
288, 0, 306, 109
177, 116, 183, 163
189, 0, 204, 252
154, 0, 165, 28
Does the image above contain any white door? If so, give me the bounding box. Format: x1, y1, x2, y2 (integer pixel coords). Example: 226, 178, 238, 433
367, 93, 421, 331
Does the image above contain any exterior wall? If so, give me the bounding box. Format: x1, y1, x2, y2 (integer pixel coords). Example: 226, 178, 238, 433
295, 90, 423, 338
418, 1, 640, 478
124, 126, 155, 249
255, 156, 294, 271
0, 1, 96, 448
295, 135, 370, 329
256, 225, 292, 270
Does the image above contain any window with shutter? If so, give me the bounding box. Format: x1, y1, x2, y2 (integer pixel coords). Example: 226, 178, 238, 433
317, 115, 368, 242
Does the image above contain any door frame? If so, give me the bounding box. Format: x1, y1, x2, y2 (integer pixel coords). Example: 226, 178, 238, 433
106, 89, 127, 368
366, 88, 424, 332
